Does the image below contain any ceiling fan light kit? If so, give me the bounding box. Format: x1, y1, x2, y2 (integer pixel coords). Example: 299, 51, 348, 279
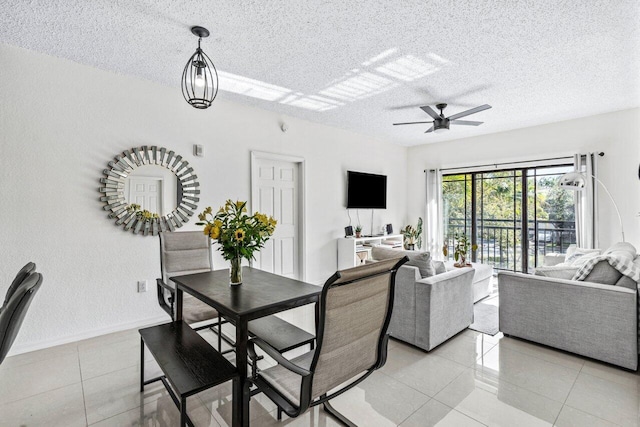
182, 26, 219, 109
394, 102, 491, 134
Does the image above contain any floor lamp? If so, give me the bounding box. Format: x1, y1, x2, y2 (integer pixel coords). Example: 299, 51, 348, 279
559, 171, 625, 242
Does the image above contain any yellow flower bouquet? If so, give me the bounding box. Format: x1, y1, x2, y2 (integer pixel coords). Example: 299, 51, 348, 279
196, 200, 276, 284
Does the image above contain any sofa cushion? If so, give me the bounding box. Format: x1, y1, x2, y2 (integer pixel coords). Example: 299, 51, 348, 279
371, 247, 435, 277
582, 261, 623, 285
534, 266, 579, 280
615, 275, 637, 290
433, 260, 446, 275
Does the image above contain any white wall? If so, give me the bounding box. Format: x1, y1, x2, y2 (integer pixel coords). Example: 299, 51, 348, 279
0, 43, 408, 353
407, 108, 640, 250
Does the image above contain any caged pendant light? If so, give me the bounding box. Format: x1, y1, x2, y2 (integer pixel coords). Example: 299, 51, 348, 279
182, 26, 219, 109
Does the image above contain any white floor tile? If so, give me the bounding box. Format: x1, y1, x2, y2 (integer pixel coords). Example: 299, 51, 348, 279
476, 341, 580, 402
400, 399, 487, 427
80, 338, 142, 380
435, 368, 562, 426
580, 359, 640, 388
0, 352, 81, 404
431, 331, 497, 367
3, 319, 640, 427
0, 382, 86, 427
565, 372, 639, 426
2, 341, 79, 369
380, 342, 467, 397
554, 405, 620, 427
328, 371, 430, 425
83, 364, 166, 425
498, 337, 586, 371
89, 394, 218, 427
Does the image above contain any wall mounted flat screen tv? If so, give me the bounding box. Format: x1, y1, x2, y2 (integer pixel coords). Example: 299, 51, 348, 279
347, 171, 387, 209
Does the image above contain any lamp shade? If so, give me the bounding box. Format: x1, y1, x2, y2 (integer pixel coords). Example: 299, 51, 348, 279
558, 171, 587, 190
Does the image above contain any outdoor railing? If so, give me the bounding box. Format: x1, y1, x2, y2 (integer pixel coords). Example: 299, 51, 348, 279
444, 218, 576, 272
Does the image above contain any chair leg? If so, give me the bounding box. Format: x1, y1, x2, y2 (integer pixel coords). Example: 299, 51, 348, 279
323, 400, 357, 427
217, 317, 222, 352
277, 407, 283, 421
140, 338, 144, 392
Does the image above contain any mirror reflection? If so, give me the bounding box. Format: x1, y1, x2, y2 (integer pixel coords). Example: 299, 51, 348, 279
123, 165, 181, 216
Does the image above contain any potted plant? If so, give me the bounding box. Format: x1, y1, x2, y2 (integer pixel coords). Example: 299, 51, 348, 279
444, 233, 478, 267
197, 200, 277, 285
355, 225, 362, 238
401, 217, 423, 250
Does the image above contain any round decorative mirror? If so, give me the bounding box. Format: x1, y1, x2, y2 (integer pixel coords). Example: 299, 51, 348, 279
98, 146, 199, 235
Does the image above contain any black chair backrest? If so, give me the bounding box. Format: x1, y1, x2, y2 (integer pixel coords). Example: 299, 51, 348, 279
0, 272, 43, 365
3, 262, 36, 307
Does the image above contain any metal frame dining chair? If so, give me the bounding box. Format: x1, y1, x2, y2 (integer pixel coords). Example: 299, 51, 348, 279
248, 256, 408, 426
157, 231, 229, 352
1, 264, 43, 365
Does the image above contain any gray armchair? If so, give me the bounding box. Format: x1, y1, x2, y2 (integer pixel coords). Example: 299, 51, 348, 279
371, 247, 475, 351
248, 257, 408, 425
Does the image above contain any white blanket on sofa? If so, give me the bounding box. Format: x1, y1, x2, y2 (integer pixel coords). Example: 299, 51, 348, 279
573, 242, 640, 282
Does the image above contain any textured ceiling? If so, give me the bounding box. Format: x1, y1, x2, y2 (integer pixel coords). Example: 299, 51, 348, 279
1, 0, 639, 146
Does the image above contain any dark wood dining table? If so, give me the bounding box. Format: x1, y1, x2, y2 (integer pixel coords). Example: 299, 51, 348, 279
172, 267, 321, 427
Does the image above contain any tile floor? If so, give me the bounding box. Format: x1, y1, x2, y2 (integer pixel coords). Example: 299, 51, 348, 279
1, 323, 639, 426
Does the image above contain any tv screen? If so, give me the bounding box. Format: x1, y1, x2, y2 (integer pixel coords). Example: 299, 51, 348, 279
347, 171, 387, 209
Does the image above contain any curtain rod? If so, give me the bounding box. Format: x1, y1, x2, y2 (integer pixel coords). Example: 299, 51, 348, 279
423, 153, 604, 173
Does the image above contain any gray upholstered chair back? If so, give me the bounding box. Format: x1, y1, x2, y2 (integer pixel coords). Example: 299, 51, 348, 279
159, 231, 213, 288
3, 262, 35, 307
310, 258, 400, 400
0, 272, 42, 365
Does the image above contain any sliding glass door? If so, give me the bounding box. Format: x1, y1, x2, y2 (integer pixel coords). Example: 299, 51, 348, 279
443, 165, 576, 272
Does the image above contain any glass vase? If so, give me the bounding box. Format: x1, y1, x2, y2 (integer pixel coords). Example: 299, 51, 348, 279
230, 257, 243, 285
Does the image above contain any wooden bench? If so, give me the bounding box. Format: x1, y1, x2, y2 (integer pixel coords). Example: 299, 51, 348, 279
140, 321, 239, 427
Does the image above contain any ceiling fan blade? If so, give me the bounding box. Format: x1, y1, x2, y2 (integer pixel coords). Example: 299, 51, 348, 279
447, 104, 492, 121
393, 121, 433, 126
450, 120, 483, 126
425, 126, 435, 133
420, 106, 441, 120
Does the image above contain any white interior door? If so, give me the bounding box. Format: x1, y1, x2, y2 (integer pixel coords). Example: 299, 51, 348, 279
252, 158, 299, 279
128, 177, 163, 214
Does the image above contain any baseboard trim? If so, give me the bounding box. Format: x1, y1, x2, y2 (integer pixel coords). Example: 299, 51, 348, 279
8, 315, 169, 356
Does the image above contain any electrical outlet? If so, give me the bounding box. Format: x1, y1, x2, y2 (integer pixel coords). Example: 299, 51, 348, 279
137, 280, 147, 293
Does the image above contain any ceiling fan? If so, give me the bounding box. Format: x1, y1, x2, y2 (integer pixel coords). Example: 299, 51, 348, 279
393, 103, 492, 133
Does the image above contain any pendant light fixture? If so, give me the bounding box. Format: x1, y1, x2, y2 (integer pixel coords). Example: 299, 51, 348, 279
181, 26, 219, 109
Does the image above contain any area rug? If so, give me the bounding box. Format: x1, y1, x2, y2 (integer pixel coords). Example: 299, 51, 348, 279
469, 299, 499, 336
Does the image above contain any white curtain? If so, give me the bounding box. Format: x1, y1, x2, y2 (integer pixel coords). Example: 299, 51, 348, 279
573, 153, 598, 249
425, 169, 444, 258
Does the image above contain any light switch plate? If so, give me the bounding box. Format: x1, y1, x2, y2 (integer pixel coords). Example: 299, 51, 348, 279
137, 280, 147, 293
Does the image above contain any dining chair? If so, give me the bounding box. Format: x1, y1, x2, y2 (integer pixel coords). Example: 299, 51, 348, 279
1, 267, 43, 365
248, 256, 409, 426
157, 231, 228, 351
2, 262, 36, 307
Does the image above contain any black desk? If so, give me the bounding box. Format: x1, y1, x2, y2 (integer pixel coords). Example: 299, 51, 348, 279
172, 267, 321, 427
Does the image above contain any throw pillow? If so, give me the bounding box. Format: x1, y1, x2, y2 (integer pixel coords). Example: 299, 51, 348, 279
433, 260, 446, 275
371, 247, 435, 278
582, 261, 623, 285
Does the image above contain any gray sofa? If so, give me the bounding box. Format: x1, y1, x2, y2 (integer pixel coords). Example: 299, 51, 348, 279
371, 247, 475, 351
499, 242, 640, 370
